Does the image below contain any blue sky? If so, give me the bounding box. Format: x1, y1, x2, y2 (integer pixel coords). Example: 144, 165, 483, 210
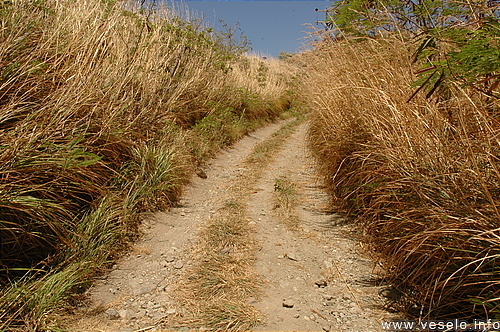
167, 1, 331, 57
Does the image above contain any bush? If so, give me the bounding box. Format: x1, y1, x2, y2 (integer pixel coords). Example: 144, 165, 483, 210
299, 36, 500, 319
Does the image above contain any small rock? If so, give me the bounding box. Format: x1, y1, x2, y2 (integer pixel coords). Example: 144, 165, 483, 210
166, 256, 175, 263
104, 308, 120, 320
310, 314, 316, 321
322, 325, 332, 332
109, 287, 119, 294
322, 294, 334, 301
247, 297, 257, 304
152, 310, 164, 320
166, 308, 177, 315
315, 279, 328, 288
293, 314, 300, 318
277, 255, 284, 259
180, 212, 186, 216
118, 309, 128, 319
128, 310, 137, 319
160, 260, 168, 267
197, 170, 208, 179
350, 306, 362, 314
131, 282, 156, 296
174, 261, 184, 269
279, 280, 289, 288
282, 299, 295, 308
136, 309, 146, 318
286, 253, 299, 261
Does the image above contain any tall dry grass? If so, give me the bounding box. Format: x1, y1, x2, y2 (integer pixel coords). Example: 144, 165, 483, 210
0, 0, 296, 329
300, 37, 500, 319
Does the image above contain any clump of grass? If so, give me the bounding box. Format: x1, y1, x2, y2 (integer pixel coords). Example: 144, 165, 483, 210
171, 200, 262, 331
181, 300, 261, 331
300, 37, 500, 319
0, 0, 297, 329
273, 177, 300, 230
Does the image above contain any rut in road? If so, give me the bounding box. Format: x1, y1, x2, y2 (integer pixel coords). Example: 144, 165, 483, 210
68, 118, 398, 331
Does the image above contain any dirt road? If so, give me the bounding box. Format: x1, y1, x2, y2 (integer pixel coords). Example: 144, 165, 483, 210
68, 118, 398, 331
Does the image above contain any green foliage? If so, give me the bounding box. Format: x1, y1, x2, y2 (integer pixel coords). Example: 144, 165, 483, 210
214, 20, 252, 55
412, 16, 500, 100
328, 0, 500, 99
256, 62, 269, 87
189, 107, 252, 162
330, 0, 379, 36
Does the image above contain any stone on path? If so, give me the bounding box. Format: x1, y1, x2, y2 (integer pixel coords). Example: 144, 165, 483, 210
282, 298, 295, 308
104, 308, 120, 320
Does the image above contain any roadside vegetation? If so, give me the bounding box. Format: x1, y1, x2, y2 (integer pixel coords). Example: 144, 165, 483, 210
0, 0, 297, 329
300, 0, 500, 320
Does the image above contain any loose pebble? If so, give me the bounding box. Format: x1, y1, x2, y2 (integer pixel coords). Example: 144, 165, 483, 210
282, 298, 295, 308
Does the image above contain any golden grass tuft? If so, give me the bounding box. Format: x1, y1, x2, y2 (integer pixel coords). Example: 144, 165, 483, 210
300, 36, 500, 319
273, 177, 300, 230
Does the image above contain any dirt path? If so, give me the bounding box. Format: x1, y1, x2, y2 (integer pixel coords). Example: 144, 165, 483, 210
68, 119, 398, 332
248, 124, 397, 331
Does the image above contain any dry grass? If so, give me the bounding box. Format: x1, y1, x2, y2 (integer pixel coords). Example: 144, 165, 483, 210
0, 0, 296, 329
273, 177, 300, 230
171, 202, 263, 331
299, 36, 500, 319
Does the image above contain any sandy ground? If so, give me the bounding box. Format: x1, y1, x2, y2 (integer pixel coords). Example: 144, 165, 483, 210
68, 119, 399, 332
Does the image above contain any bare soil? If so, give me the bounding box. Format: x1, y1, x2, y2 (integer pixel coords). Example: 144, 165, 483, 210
68, 119, 399, 332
